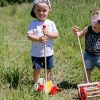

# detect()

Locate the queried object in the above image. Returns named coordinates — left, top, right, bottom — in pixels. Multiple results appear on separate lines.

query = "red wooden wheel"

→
left=97, top=84, right=100, bottom=89
left=79, top=87, right=87, bottom=100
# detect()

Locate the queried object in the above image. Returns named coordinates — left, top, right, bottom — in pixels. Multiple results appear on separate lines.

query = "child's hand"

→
left=40, top=35, right=48, bottom=43
left=72, top=26, right=79, bottom=35
left=42, top=30, right=48, bottom=35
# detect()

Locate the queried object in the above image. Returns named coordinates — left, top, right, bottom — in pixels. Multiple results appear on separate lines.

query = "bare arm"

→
left=72, top=26, right=88, bottom=38
left=42, top=29, right=58, bottom=40
left=27, top=33, right=48, bottom=43
left=27, top=27, right=58, bottom=43
left=27, top=33, right=40, bottom=42
left=42, top=23, right=58, bottom=40
left=46, top=32, right=58, bottom=39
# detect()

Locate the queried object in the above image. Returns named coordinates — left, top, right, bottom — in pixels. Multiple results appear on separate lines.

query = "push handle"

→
left=77, top=32, right=89, bottom=83
left=42, top=25, right=47, bottom=83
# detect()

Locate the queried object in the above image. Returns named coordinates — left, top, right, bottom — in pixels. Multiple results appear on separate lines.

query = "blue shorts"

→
left=31, top=55, right=54, bottom=69
left=84, top=52, right=100, bottom=70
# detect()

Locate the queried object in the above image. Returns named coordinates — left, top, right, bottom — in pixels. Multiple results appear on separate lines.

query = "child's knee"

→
left=98, top=68, right=100, bottom=70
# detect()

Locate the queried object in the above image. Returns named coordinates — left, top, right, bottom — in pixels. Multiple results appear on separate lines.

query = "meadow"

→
left=0, top=0, right=100, bottom=100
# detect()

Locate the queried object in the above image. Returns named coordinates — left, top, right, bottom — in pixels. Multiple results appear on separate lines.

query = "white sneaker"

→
left=33, top=83, right=39, bottom=91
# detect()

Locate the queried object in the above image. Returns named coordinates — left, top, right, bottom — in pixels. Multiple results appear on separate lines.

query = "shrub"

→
left=0, top=0, right=32, bottom=7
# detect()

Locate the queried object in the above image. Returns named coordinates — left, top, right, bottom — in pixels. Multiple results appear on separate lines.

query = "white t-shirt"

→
left=27, top=19, right=58, bottom=57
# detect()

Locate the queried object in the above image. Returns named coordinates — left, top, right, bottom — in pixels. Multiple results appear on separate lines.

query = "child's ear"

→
left=49, top=9, right=52, bottom=13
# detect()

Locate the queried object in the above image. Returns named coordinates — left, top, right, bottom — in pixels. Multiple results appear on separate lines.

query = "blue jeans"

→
left=31, top=55, right=54, bottom=69
left=84, top=52, right=100, bottom=70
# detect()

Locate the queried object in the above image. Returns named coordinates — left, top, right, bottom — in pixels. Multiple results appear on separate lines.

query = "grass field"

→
left=0, top=0, right=100, bottom=100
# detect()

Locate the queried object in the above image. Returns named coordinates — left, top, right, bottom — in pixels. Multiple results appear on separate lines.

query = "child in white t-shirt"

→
left=27, top=0, right=58, bottom=84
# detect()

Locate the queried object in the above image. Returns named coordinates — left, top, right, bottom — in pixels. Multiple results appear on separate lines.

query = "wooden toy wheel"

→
left=97, top=84, right=100, bottom=89
left=78, top=91, right=82, bottom=100
left=80, top=87, right=87, bottom=100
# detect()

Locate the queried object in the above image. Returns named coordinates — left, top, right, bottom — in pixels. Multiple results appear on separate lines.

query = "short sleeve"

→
left=51, top=21, right=58, bottom=33
left=27, top=21, right=35, bottom=34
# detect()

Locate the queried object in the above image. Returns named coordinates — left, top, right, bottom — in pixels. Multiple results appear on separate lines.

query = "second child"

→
left=72, top=10, right=100, bottom=82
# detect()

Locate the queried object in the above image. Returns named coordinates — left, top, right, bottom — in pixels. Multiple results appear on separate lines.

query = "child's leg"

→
left=46, top=55, right=54, bottom=80
left=84, top=70, right=92, bottom=83
left=31, top=57, right=42, bottom=83
left=84, top=52, right=94, bottom=83
left=47, top=69, right=52, bottom=80
left=33, top=69, right=40, bottom=83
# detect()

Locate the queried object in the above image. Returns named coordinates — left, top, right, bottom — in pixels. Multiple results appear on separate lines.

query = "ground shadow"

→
left=57, top=81, right=78, bottom=89
left=21, top=80, right=78, bottom=89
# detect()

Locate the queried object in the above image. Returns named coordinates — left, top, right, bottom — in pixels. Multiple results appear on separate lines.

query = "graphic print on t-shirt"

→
left=86, top=34, right=100, bottom=52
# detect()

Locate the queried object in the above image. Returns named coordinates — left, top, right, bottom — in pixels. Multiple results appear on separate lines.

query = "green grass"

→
left=0, top=0, right=100, bottom=100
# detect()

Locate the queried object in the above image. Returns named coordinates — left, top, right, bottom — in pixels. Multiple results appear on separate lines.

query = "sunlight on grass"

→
left=0, top=0, right=100, bottom=99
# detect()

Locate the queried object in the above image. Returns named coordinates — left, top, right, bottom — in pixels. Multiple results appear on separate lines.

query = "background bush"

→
left=0, top=0, right=100, bottom=99
left=0, top=0, right=32, bottom=6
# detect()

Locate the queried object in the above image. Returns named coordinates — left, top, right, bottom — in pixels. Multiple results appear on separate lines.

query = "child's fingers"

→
left=72, top=26, right=79, bottom=33
left=42, top=30, right=48, bottom=35
left=72, top=26, right=79, bottom=29
left=40, top=36, right=48, bottom=43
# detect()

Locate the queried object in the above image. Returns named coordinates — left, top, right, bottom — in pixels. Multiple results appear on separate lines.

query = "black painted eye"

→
left=43, top=9, right=47, bottom=12
left=98, top=20, right=100, bottom=23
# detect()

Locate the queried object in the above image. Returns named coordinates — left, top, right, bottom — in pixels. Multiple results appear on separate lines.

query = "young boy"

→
left=27, top=0, right=58, bottom=84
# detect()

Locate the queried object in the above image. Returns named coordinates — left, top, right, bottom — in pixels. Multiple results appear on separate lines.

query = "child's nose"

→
left=40, top=11, right=43, bottom=14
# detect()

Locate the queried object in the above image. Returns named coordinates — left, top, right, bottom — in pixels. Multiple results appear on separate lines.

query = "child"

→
left=72, top=10, right=100, bottom=83
left=27, top=0, right=58, bottom=84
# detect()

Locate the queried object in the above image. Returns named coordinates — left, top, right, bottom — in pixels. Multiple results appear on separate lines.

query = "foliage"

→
left=0, top=0, right=32, bottom=7
left=4, top=67, right=20, bottom=89
left=0, top=0, right=100, bottom=99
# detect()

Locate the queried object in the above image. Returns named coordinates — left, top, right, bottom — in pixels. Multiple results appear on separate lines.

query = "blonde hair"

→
left=90, top=10, right=100, bottom=25
left=31, top=0, right=51, bottom=18
left=90, top=9, right=100, bottom=16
